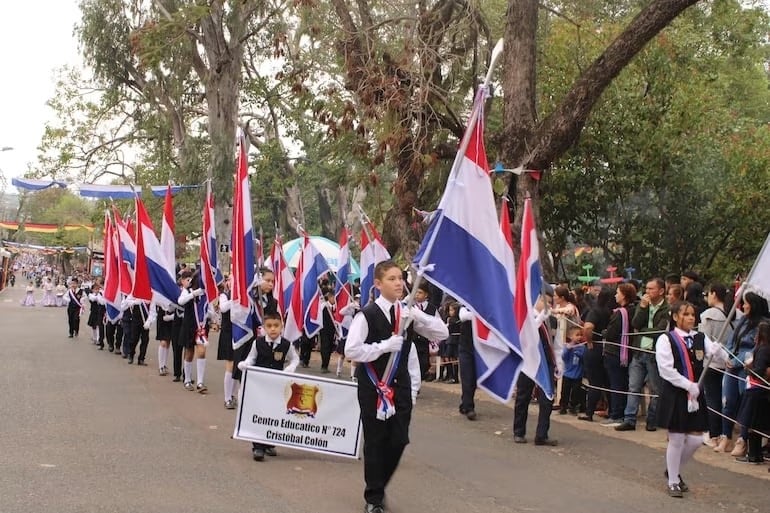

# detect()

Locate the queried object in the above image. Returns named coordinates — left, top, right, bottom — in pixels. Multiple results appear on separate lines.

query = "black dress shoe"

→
left=577, top=415, right=593, bottom=422
left=513, top=436, right=527, bottom=444
left=665, top=470, right=688, bottom=492
left=252, top=447, right=265, bottom=461
left=137, top=360, right=147, bottom=366
left=667, top=483, right=683, bottom=498
left=534, top=438, right=558, bottom=446
left=615, top=422, right=636, bottom=431
left=264, top=447, right=278, bottom=457
left=364, top=503, right=384, bottom=513
left=465, top=410, right=477, bottom=421
left=172, top=376, right=182, bottom=382
left=127, top=357, right=133, bottom=364
left=645, top=425, right=657, bottom=432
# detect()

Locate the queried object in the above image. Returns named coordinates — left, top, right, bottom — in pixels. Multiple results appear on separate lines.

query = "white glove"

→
left=412, top=395, right=417, bottom=406
left=162, top=314, right=174, bottom=322
left=687, top=397, right=700, bottom=413
left=379, top=335, right=404, bottom=353
left=192, top=288, right=205, bottom=297
left=143, top=320, right=152, bottom=330
left=237, top=361, right=247, bottom=371
left=687, top=382, right=700, bottom=401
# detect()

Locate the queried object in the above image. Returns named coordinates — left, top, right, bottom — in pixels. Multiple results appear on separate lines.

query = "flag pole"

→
left=401, top=38, right=505, bottom=335
left=698, top=231, right=770, bottom=386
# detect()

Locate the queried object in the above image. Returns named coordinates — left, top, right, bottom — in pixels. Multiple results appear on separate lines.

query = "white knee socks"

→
left=682, top=434, right=702, bottom=468
left=666, top=433, right=685, bottom=485
left=196, top=358, right=206, bottom=385
left=224, top=371, right=234, bottom=401
left=183, top=361, right=193, bottom=383
left=158, top=346, right=169, bottom=369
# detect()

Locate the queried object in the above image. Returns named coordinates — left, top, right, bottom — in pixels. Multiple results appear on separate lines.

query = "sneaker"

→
left=252, top=447, right=265, bottom=461
left=704, top=436, right=719, bottom=449
left=184, top=382, right=194, bottom=391
left=601, top=418, right=622, bottom=427
left=264, top=447, right=278, bottom=457
left=667, top=483, right=684, bottom=498
left=577, top=415, right=593, bottom=422
left=714, top=435, right=733, bottom=453
left=614, top=422, right=636, bottom=431
left=224, top=399, right=236, bottom=410
left=735, top=456, right=764, bottom=464
left=197, top=383, right=208, bottom=394
left=731, top=437, right=747, bottom=457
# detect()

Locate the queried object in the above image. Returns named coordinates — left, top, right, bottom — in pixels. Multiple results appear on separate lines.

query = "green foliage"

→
left=539, top=0, right=770, bottom=283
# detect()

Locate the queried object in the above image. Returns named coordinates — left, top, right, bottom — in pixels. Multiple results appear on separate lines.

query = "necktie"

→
left=685, top=335, right=694, bottom=349
left=389, top=305, right=396, bottom=333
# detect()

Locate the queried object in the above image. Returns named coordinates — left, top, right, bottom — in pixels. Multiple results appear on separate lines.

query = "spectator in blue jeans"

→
left=715, top=292, right=768, bottom=455
left=616, top=278, right=668, bottom=432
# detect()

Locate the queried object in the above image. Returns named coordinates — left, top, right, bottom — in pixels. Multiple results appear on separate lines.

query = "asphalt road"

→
left=1, top=280, right=768, bottom=513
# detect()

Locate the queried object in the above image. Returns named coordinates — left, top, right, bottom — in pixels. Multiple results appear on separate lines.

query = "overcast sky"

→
left=0, top=2, right=81, bottom=182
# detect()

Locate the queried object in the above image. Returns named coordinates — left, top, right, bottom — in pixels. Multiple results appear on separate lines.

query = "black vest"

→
left=459, top=319, right=473, bottom=349
left=665, top=331, right=706, bottom=381
left=253, top=336, right=291, bottom=370
left=354, top=302, right=412, bottom=401
left=407, top=303, right=437, bottom=351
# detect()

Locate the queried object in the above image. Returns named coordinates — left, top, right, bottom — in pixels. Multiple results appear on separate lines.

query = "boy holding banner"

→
left=345, top=260, right=448, bottom=513
left=237, top=311, right=299, bottom=461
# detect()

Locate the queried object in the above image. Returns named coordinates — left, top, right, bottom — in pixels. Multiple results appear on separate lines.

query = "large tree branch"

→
left=528, top=0, right=701, bottom=170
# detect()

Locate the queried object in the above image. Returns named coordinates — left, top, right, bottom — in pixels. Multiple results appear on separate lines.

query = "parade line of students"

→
left=43, top=266, right=770, bottom=506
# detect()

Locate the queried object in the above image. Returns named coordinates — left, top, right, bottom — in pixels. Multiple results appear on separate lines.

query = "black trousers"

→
left=299, top=336, right=314, bottom=366
left=95, top=322, right=105, bottom=348
left=458, top=344, right=477, bottom=413
left=67, top=307, right=80, bottom=336
left=130, top=323, right=150, bottom=361
left=171, top=320, right=183, bottom=378
left=703, top=367, right=723, bottom=439
left=416, top=348, right=430, bottom=379
left=513, top=373, right=553, bottom=441
left=105, top=322, right=123, bottom=352
left=560, top=376, right=585, bottom=412
left=319, top=333, right=335, bottom=369
left=583, top=346, right=608, bottom=416
left=360, top=398, right=411, bottom=506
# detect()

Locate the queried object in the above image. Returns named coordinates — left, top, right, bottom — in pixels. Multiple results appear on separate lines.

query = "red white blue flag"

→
left=230, top=130, right=259, bottom=349
left=102, top=211, right=122, bottom=322
left=160, top=184, right=175, bottom=271
left=284, top=235, right=332, bottom=342
left=269, top=234, right=294, bottom=316
left=134, top=196, right=180, bottom=310
left=334, top=227, right=353, bottom=335
left=515, top=198, right=553, bottom=398
left=359, top=223, right=390, bottom=307
left=412, top=89, right=522, bottom=403
left=113, top=207, right=135, bottom=296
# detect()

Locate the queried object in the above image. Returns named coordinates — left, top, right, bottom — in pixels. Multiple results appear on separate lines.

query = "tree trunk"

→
left=316, top=186, right=336, bottom=239
left=503, top=0, right=702, bottom=278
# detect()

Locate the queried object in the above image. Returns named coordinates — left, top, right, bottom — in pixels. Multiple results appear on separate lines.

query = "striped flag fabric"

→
left=134, top=196, right=181, bottom=310
left=359, top=223, right=390, bottom=307
left=230, top=130, right=259, bottom=349
left=160, top=184, right=175, bottom=272
left=102, top=211, right=122, bottom=322
left=284, top=235, right=332, bottom=342
left=334, top=227, right=353, bottom=334
left=200, top=181, right=222, bottom=304
left=113, top=207, right=135, bottom=296
left=269, top=234, right=295, bottom=316
left=515, top=198, right=554, bottom=398
left=412, top=88, right=523, bottom=403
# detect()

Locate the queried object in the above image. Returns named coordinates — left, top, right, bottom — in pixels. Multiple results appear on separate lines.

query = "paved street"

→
left=1, top=280, right=768, bottom=513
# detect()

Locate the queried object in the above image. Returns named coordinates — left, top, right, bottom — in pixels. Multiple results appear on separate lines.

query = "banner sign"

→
left=233, top=367, right=362, bottom=459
